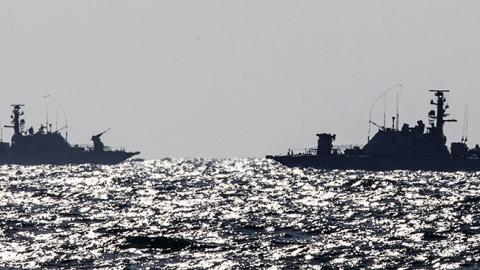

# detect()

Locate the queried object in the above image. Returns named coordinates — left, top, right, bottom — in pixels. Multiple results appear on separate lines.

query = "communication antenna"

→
left=55, top=110, right=58, bottom=131
left=462, top=103, right=469, bottom=143
left=0, top=115, right=2, bottom=142
left=368, top=83, right=404, bottom=141
left=466, top=104, right=469, bottom=143
left=46, top=107, right=49, bottom=132
left=396, top=92, right=400, bottom=130
left=43, top=94, right=69, bottom=141
left=383, top=91, right=387, bottom=129
left=462, top=105, right=465, bottom=142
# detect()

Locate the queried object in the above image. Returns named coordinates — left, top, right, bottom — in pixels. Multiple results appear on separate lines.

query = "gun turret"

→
left=91, top=128, right=110, bottom=152
left=95, top=128, right=111, bottom=138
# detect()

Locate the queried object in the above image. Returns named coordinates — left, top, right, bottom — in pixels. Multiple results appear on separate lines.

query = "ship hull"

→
left=267, top=155, right=480, bottom=172
left=0, top=151, right=140, bottom=165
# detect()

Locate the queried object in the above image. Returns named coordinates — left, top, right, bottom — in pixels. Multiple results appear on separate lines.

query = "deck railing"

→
left=73, top=144, right=126, bottom=152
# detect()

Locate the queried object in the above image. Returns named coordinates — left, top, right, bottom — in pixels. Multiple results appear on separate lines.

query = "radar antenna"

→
left=428, top=90, right=457, bottom=136
left=4, top=104, right=25, bottom=137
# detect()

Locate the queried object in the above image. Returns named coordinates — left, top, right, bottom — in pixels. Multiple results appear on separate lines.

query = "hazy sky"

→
left=1, top=1, right=480, bottom=159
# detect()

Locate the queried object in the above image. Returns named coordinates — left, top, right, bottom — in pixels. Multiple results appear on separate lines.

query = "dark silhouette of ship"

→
left=267, top=90, right=480, bottom=171
left=0, top=104, right=140, bottom=165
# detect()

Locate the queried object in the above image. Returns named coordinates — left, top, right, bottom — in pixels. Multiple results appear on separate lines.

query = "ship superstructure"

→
left=267, top=90, right=480, bottom=171
left=0, top=104, right=139, bottom=165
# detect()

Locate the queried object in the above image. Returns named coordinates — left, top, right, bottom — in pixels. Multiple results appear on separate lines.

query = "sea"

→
left=1, top=159, right=480, bottom=269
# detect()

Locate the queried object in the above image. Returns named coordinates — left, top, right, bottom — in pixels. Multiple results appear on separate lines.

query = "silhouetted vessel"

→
left=0, top=104, right=140, bottom=165
left=267, top=90, right=480, bottom=171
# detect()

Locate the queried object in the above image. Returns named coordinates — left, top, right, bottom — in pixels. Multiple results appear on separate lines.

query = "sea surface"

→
left=1, top=159, right=480, bottom=269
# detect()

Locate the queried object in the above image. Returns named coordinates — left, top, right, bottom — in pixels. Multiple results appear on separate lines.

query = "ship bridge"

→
left=362, top=90, right=455, bottom=158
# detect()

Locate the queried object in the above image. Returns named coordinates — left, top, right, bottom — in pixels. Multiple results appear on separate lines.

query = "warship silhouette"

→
left=0, top=104, right=139, bottom=165
left=267, top=90, right=480, bottom=171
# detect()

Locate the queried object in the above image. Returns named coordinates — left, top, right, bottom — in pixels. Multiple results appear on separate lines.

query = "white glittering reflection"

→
left=0, top=160, right=480, bottom=268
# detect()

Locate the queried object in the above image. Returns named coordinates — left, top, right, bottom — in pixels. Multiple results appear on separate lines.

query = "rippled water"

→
left=1, top=159, right=480, bottom=269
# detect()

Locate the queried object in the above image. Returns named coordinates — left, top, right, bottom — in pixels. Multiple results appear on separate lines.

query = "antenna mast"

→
left=46, top=107, right=49, bottom=132
left=55, top=110, right=58, bottom=131
left=462, top=104, right=466, bottom=143
left=43, top=94, right=69, bottom=141
left=368, top=83, right=403, bottom=140
left=428, top=90, right=456, bottom=136
left=465, top=104, right=469, bottom=143
left=383, top=92, right=388, bottom=129
left=396, top=92, right=400, bottom=130
left=4, top=105, right=26, bottom=137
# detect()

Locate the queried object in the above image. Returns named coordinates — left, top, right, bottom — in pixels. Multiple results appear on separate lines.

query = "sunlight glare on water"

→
left=1, top=159, right=480, bottom=269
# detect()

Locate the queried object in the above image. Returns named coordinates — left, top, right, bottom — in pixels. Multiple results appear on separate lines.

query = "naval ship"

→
left=0, top=104, right=139, bottom=165
left=267, top=90, right=480, bottom=171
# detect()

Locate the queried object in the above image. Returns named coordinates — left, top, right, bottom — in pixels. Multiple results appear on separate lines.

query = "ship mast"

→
left=4, top=104, right=25, bottom=138
left=43, top=94, right=69, bottom=141
left=461, top=103, right=469, bottom=143
left=429, top=90, right=456, bottom=136
left=396, top=92, right=400, bottom=131
left=368, top=83, right=403, bottom=141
